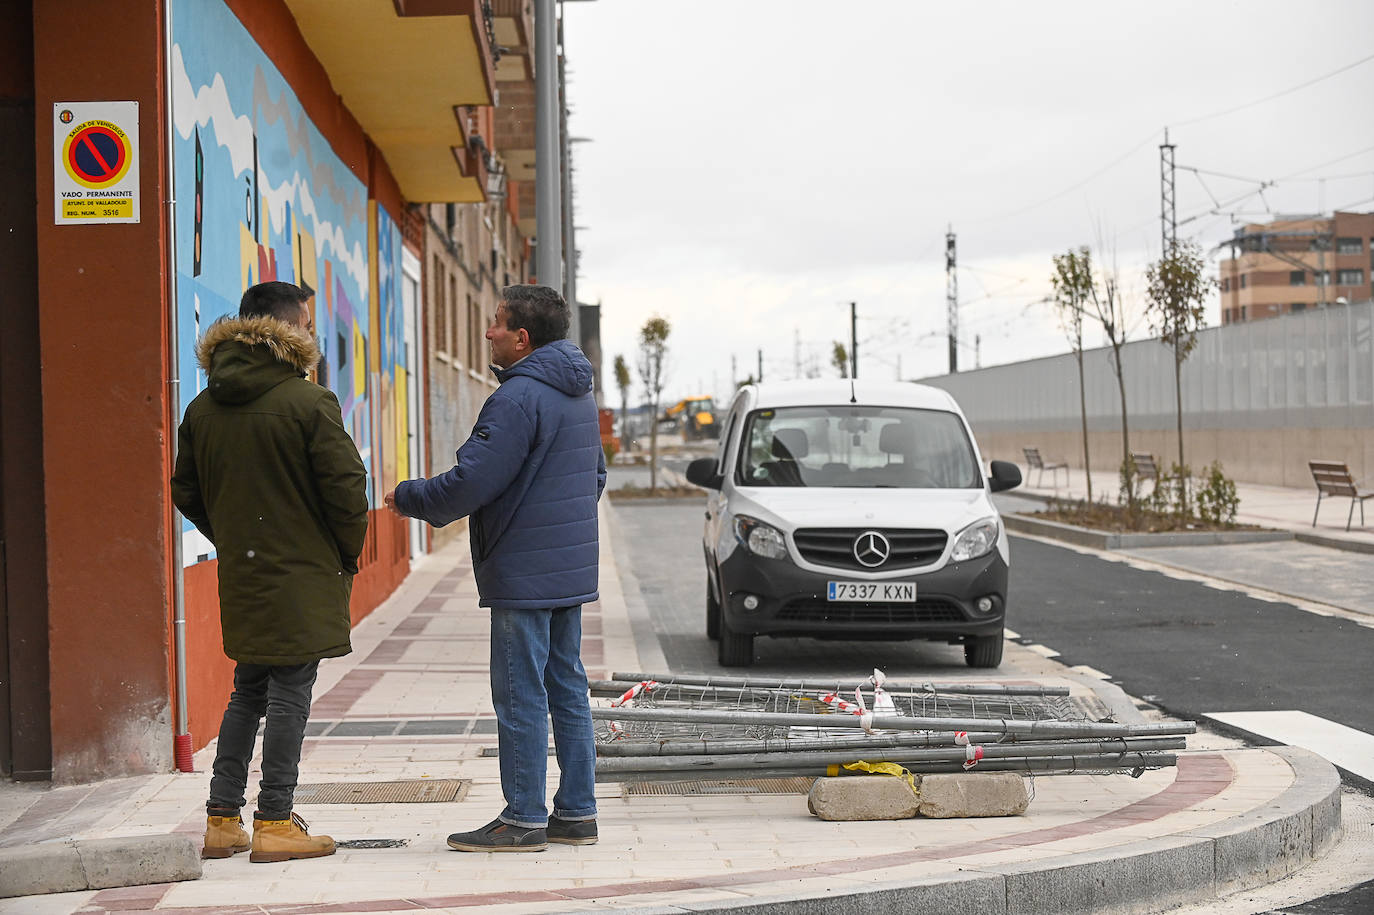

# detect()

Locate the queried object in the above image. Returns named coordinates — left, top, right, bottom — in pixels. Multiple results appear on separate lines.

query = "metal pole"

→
left=534, top=0, right=561, bottom=294
left=757, top=348, right=763, bottom=383
left=607, top=672, right=1071, bottom=697
left=164, top=0, right=193, bottom=772
left=596, top=753, right=1177, bottom=783
left=1159, top=128, right=1176, bottom=256
left=595, top=738, right=1185, bottom=771
left=557, top=3, right=578, bottom=342
left=946, top=229, right=958, bottom=373
left=849, top=301, right=857, bottom=378
left=596, top=732, right=1182, bottom=758
left=590, top=706, right=1196, bottom=739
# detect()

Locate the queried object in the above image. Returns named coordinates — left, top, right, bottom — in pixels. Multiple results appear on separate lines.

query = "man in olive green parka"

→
left=172, top=281, right=368, bottom=863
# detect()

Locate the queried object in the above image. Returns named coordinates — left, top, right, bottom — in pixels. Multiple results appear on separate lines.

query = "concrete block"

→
left=76, top=834, right=200, bottom=891
left=0, top=842, right=86, bottom=899
left=0, top=834, right=199, bottom=899
left=916, top=772, right=1029, bottom=818
left=807, top=775, right=919, bottom=821
left=994, top=835, right=1214, bottom=915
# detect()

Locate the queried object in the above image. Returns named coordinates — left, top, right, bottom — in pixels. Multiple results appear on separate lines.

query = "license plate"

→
left=827, top=581, right=916, bottom=602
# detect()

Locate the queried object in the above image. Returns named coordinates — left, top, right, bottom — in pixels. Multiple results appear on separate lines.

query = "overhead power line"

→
left=1173, top=52, right=1374, bottom=128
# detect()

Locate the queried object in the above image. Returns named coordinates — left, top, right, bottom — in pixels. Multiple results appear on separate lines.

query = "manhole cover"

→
left=623, top=777, right=814, bottom=797
left=293, top=779, right=469, bottom=804
left=335, top=838, right=410, bottom=849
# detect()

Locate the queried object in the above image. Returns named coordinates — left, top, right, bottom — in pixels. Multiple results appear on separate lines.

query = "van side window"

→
left=715, top=410, right=738, bottom=467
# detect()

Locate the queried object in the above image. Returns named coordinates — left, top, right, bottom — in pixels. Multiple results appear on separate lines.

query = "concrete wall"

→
left=923, top=301, right=1374, bottom=489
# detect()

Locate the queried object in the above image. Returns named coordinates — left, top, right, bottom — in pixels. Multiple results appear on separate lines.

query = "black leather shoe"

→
left=446, top=817, right=547, bottom=852
left=547, top=815, right=598, bottom=846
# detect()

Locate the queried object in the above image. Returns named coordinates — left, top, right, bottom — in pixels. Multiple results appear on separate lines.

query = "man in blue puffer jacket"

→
left=384, top=284, right=605, bottom=852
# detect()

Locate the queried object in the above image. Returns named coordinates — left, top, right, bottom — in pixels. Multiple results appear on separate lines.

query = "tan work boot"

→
left=202, top=814, right=250, bottom=859
left=249, top=812, right=336, bottom=863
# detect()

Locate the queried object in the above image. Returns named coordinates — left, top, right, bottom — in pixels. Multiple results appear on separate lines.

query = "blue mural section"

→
left=171, top=0, right=395, bottom=564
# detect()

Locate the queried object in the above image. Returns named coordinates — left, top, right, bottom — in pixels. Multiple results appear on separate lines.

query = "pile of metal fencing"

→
left=590, top=671, right=1193, bottom=783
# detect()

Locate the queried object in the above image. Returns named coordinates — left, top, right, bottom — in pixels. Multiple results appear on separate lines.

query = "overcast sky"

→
left=562, top=0, right=1374, bottom=406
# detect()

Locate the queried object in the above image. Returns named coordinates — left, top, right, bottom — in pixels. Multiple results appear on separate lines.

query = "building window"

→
left=1315, top=270, right=1330, bottom=286
left=1336, top=237, right=1362, bottom=255
left=449, top=276, right=460, bottom=362
left=433, top=257, right=447, bottom=355
left=468, top=295, right=484, bottom=369
left=1240, top=274, right=1247, bottom=289
left=1337, top=269, right=1364, bottom=286
left=1291, top=302, right=1306, bottom=313
left=1240, top=305, right=1247, bottom=320
left=1289, top=271, right=1306, bottom=286
left=1220, top=277, right=1229, bottom=292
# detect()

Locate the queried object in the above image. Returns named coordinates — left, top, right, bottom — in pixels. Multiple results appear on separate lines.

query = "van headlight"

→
left=950, top=517, right=999, bottom=562
left=734, top=516, right=787, bottom=560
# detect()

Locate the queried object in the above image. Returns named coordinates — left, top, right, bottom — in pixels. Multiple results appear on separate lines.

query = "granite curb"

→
left=612, top=747, right=1342, bottom=915
left=0, top=834, right=199, bottom=899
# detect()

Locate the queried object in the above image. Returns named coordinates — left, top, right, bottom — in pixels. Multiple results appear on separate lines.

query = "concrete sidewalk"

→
left=0, top=501, right=1350, bottom=915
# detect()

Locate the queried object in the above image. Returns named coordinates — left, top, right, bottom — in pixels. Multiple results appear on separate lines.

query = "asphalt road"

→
left=606, top=494, right=1374, bottom=912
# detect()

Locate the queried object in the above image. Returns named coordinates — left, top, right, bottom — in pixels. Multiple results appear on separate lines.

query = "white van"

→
left=685, top=379, right=1022, bottom=668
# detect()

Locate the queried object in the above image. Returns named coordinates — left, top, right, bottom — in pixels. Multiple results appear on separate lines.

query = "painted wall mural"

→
left=172, top=0, right=407, bottom=564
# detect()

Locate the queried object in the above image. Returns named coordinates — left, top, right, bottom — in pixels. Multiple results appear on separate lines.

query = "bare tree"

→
left=1051, top=247, right=1095, bottom=502
left=612, top=353, right=631, bottom=447
left=1086, top=243, right=1136, bottom=508
left=637, top=315, right=671, bottom=492
left=831, top=342, right=849, bottom=379
left=1146, top=240, right=1213, bottom=513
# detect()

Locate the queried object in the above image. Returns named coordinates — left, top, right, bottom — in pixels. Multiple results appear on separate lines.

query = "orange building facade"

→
left=1219, top=211, right=1374, bottom=324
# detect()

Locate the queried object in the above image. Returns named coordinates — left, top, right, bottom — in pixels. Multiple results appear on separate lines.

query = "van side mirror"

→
left=988, top=460, right=1022, bottom=493
left=686, top=457, right=723, bottom=490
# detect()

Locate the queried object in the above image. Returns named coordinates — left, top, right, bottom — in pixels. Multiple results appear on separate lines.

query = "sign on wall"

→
left=53, top=101, right=140, bottom=224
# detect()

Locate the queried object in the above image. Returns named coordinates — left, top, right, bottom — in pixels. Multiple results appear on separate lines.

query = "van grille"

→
left=777, top=599, right=965, bottom=625
left=793, top=527, right=947, bottom=571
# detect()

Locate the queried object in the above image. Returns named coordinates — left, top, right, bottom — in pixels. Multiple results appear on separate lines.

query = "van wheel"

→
left=964, top=632, right=1004, bottom=668
left=706, top=578, right=721, bottom=641
left=717, top=617, right=754, bottom=667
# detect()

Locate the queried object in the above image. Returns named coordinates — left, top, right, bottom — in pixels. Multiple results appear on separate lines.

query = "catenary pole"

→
left=849, top=301, right=857, bottom=378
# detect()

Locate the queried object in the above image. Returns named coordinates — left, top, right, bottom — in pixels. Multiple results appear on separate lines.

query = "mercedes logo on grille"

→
left=853, top=531, right=890, bottom=567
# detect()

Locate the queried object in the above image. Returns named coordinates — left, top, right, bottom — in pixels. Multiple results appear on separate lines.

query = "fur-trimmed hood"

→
left=195, top=314, right=321, bottom=405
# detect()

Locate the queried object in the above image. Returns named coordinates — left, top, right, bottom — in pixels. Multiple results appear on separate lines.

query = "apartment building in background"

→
left=1219, top=211, right=1374, bottom=324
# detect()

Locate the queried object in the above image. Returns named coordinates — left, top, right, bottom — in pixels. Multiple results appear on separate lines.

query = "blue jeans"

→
left=207, top=661, right=319, bottom=821
left=490, top=606, right=597, bottom=828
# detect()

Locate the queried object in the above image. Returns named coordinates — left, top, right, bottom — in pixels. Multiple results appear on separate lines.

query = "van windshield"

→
left=737, top=406, right=981, bottom=489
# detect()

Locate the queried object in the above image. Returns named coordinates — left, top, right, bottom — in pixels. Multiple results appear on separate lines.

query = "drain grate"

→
left=335, top=838, right=410, bottom=849
left=623, top=777, right=814, bottom=797
left=294, top=778, right=469, bottom=804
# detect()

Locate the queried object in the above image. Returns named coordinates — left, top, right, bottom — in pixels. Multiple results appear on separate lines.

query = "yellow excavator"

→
left=662, top=397, right=718, bottom=441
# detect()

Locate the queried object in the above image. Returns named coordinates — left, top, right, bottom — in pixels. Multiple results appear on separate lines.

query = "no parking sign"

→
left=53, top=101, right=140, bottom=224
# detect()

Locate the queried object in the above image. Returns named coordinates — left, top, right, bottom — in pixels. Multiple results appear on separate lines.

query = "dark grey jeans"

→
left=207, top=661, right=319, bottom=821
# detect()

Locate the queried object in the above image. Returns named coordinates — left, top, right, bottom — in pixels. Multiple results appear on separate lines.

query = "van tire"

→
left=964, top=632, right=1004, bottom=668
left=706, top=578, right=721, bottom=641
left=717, top=618, right=754, bottom=667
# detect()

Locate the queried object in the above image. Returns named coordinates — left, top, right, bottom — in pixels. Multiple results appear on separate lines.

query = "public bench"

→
left=1130, top=451, right=1160, bottom=493
left=1022, top=447, right=1068, bottom=488
left=1308, top=460, right=1373, bottom=531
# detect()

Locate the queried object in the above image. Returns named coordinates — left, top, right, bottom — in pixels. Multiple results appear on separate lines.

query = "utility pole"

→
left=849, top=301, right=857, bottom=379
left=534, top=0, right=562, bottom=295
left=1159, top=128, right=1176, bottom=257
left=731, top=353, right=737, bottom=388
left=975, top=334, right=981, bottom=370
left=945, top=228, right=958, bottom=374
left=793, top=328, right=800, bottom=378
left=757, top=349, right=763, bottom=383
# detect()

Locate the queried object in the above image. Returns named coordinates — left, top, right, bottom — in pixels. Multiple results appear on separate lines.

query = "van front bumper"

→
left=716, top=548, right=1007, bottom=641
